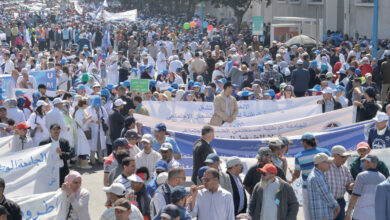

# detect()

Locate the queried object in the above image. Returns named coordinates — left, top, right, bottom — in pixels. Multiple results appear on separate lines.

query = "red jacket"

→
left=359, top=64, right=373, bottom=77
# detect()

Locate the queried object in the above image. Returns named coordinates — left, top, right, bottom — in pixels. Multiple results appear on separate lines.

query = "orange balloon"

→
left=190, top=21, right=196, bottom=28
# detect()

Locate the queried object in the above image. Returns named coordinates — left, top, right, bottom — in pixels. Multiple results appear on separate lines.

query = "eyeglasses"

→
left=201, top=176, right=216, bottom=183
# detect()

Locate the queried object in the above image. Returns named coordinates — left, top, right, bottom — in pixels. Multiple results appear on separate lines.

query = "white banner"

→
left=103, top=9, right=137, bottom=22
left=11, top=189, right=67, bottom=220
left=143, top=96, right=320, bottom=124
left=0, top=135, right=12, bottom=156
left=136, top=106, right=354, bottom=139
left=74, top=1, right=83, bottom=15
left=12, top=88, right=57, bottom=99
left=1, top=144, right=60, bottom=197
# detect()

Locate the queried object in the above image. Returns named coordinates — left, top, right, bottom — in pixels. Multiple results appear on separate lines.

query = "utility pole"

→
left=201, top=0, right=204, bottom=35
left=372, top=0, right=378, bottom=59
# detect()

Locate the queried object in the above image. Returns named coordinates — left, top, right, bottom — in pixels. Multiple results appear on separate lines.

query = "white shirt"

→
left=100, top=206, right=143, bottom=220
left=7, top=108, right=25, bottom=124
left=135, top=150, right=161, bottom=181
left=169, top=60, right=183, bottom=73
left=6, top=78, right=18, bottom=98
left=152, top=183, right=173, bottom=215
left=3, top=59, right=14, bottom=74
left=190, top=186, right=235, bottom=220
left=184, top=52, right=192, bottom=63
left=45, top=107, right=67, bottom=132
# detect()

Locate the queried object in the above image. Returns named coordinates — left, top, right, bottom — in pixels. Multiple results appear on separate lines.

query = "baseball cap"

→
left=226, top=156, right=242, bottom=168
left=141, top=134, right=153, bottom=144
left=198, top=166, right=210, bottom=179
left=361, top=154, right=379, bottom=163
left=103, top=183, right=127, bottom=196
left=15, top=89, right=26, bottom=96
left=154, top=123, right=167, bottom=132
left=331, top=145, right=351, bottom=157
left=113, top=138, right=129, bottom=149
left=76, top=84, right=86, bottom=90
left=326, top=72, right=335, bottom=78
left=157, top=172, right=168, bottom=185
left=124, top=130, right=138, bottom=139
left=52, top=98, right=65, bottom=105
left=160, top=143, right=173, bottom=151
left=16, top=122, right=30, bottom=130
left=297, top=59, right=303, bottom=65
left=322, top=87, right=333, bottom=94
left=128, top=173, right=145, bottom=183
left=36, top=100, right=49, bottom=108
left=114, top=99, right=127, bottom=107
left=279, top=137, right=292, bottom=146
left=365, top=73, right=372, bottom=78
left=257, top=163, right=277, bottom=174
left=91, top=96, right=102, bottom=107
left=374, top=112, right=388, bottom=123
left=204, top=153, right=220, bottom=164
left=301, top=132, right=315, bottom=141
left=357, top=141, right=370, bottom=150
left=256, top=147, right=272, bottom=159
left=313, top=153, right=333, bottom=165
left=155, top=160, right=168, bottom=171
left=268, top=138, right=283, bottom=149
left=161, top=204, right=180, bottom=220
left=171, top=186, right=190, bottom=203
left=0, top=106, right=5, bottom=110
left=113, top=198, right=131, bottom=211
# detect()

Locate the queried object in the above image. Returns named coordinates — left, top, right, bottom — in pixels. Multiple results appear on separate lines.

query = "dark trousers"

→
left=335, top=198, right=346, bottom=220
left=295, top=91, right=306, bottom=97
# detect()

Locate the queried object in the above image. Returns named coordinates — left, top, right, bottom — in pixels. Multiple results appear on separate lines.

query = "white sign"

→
left=11, top=189, right=67, bottom=220
left=136, top=106, right=354, bottom=139
left=74, top=1, right=83, bottom=15
left=142, top=96, right=320, bottom=124
left=12, top=88, right=57, bottom=99
left=103, top=9, right=137, bottom=22
left=0, top=135, right=12, bottom=156
left=1, top=144, right=60, bottom=197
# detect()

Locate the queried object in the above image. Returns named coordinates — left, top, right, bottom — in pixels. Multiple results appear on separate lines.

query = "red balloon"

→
left=207, top=25, right=213, bottom=31
left=190, top=21, right=196, bottom=28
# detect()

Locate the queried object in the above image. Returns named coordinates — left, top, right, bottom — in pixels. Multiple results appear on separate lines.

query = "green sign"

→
left=252, top=16, right=264, bottom=35
left=130, top=79, right=149, bottom=93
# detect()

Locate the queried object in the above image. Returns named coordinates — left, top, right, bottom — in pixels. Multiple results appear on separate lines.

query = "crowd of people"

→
left=0, top=0, right=390, bottom=220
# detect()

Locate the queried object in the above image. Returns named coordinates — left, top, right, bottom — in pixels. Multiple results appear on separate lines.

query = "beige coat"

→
left=210, top=93, right=239, bottom=126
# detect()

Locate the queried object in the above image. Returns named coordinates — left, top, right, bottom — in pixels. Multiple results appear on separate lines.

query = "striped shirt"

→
left=113, top=173, right=131, bottom=191
left=325, top=162, right=354, bottom=199
left=294, top=147, right=331, bottom=188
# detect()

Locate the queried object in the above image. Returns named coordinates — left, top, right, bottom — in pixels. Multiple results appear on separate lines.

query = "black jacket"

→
left=321, top=98, right=342, bottom=113
left=0, top=196, right=22, bottom=220
left=356, top=99, right=379, bottom=122
left=118, top=96, right=135, bottom=117
left=109, top=109, right=124, bottom=142
left=227, top=171, right=247, bottom=215
left=192, top=138, right=214, bottom=184
left=39, top=137, right=71, bottom=186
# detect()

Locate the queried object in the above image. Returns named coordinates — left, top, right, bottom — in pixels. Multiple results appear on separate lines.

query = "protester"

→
left=135, top=134, right=162, bottom=180
left=0, top=178, right=22, bottom=220
left=104, top=138, right=129, bottom=186
left=368, top=112, right=390, bottom=149
left=73, top=97, right=92, bottom=169
left=354, top=86, right=380, bottom=122
left=291, top=59, right=310, bottom=97
left=151, top=186, right=192, bottom=220
left=375, top=177, right=390, bottom=220
left=192, top=125, right=215, bottom=184
left=317, top=87, right=342, bottom=113
left=109, top=99, right=126, bottom=143
left=345, top=155, right=386, bottom=220
left=113, top=157, right=136, bottom=191
left=146, top=160, right=169, bottom=196
left=225, top=157, right=247, bottom=215
left=108, top=150, right=131, bottom=186
left=26, top=100, right=49, bottom=146
left=11, top=122, right=34, bottom=152
left=210, top=81, right=239, bottom=126
left=160, top=143, right=181, bottom=168
left=249, top=163, right=298, bottom=220
left=129, top=172, right=151, bottom=219
left=204, top=153, right=233, bottom=194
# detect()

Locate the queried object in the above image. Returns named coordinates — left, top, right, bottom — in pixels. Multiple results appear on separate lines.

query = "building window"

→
left=355, top=0, right=374, bottom=6
left=307, top=0, right=323, bottom=5
left=277, top=0, right=287, bottom=3
left=289, top=0, right=301, bottom=3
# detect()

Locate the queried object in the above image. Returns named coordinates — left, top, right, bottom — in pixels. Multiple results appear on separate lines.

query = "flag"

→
left=92, top=4, right=103, bottom=19
left=103, top=0, right=108, bottom=7
left=23, top=26, right=32, bottom=46
left=102, top=24, right=111, bottom=52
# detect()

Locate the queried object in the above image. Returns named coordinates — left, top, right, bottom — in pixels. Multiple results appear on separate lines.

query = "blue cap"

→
left=120, top=80, right=131, bottom=87
left=106, top=83, right=117, bottom=90
left=217, top=78, right=226, bottom=85
left=100, top=88, right=110, bottom=96
left=198, top=166, right=210, bottom=179
left=155, top=160, right=168, bottom=171
left=76, top=84, right=86, bottom=90
left=310, top=60, right=318, bottom=67
left=309, top=84, right=322, bottom=92
left=168, top=87, right=177, bottom=93
left=266, top=89, right=276, bottom=98
left=241, top=91, right=254, bottom=97
left=102, top=54, right=107, bottom=59
left=74, top=79, right=81, bottom=86
left=171, top=186, right=190, bottom=203
left=149, top=80, right=156, bottom=87
left=60, top=59, right=68, bottom=64
left=301, top=132, right=315, bottom=141
left=348, top=66, right=356, bottom=72
left=268, top=78, right=275, bottom=84
left=113, top=138, right=129, bottom=149
left=334, top=85, right=345, bottom=92
left=162, top=70, right=169, bottom=75
left=0, top=105, right=5, bottom=109
left=171, top=82, right=179, bottom=89
left=314, top=50, right=321, bottom=54
left=15, top=89, right=26, bottom=96
left=204, top=153, right=220, bottom=164
left=188, top=80, right=194, bottom=87
left=193, top=82, right=201, bottom=88
left=91, top=96, right=102, bottom=106
left=355, top=69, right=362, bottom=76
left=154, top=123, right=167, bottom=132
left=32, top=51, right=37, bottom=56
left=130, top=68, right=137, bottom=73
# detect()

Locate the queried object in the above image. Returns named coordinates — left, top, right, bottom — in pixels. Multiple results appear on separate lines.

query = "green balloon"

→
left=183, top=22, right=190, bottom=30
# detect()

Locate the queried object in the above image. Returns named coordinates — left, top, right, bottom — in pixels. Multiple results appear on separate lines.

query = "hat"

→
left=337, top=69, right=346, bottom=75
left=155, top=160, right=168, bottom=171
left=326, top=72, right=335, bottom=78
left=120, top=80, right=131, bottom=87
left=301, top=132, right=315, bottom=141
left=76, top=84, right=86, bottom=90
left=365, top=73, right=372, bottom=78
left=313, top=153, right=333, bottom=164
left=309, top=84, right=322, bottom=92
left=226, top=156, right=242, bottom=168
left=124, top=130, right=138, bottom=139
left=103, top=183, right=127, bottom=196
left=193, top=82, right=201, bottom=88
left=15, top=89, right=26, bottom=96
left=279, top=137, right=292, bottom=146
left=113, top=198, right=131, bottom=211
left=36, top=100, right=49, bottom=108
left=113, top=138, right=129, bottom=149
left=357, top=141, right=370, bottom=150
left=331, top=145, right=351, bottom=157
left=92, top=82, right=101, bottom=88
left=268, top=138, right=283, bottom=149
left=374, top=112, right=388, bottom=123
left=91, top=96, right=102, bottom=107
left=334, top=85, right=345, bottom=92
left=128, top=174, right=145, bottom=183
left=160, top=143, right=173, bottom=151
left=106, top=83, right=117, bottom=90
left=154, top=123, right=167, bottom=132
left=365, top=86, right=376, bottom=98
left=348, top=66, right=356, bottom=72
left=141, top=134, right=153, bottom=144
left=16, top=122, right=30, bottom=130
left=256, top=147, right=272, bottom=159
left=114, top=99, right=127, bottom=107
left=257, top=163, right=277, bottom=174
left=81, top=73, right=91, bottom=82
left=265, top=60, right=273, bottom=65
left=171, top=186, right=190, bottom=203
left=100, top=89, right=110, bottom=96
left=157, top=172, right=168, bottom=185
left=198, top=166, right=210, bottom=179
left=297, top=59, right=303, bottom=65
left=204, top=153, right=220, bottom=164
left=161, top=204, right=180, bottom=220
left=322, top=87, right=333, bottom=94
left=0, top=106, right=5, bottom=110
left=215, top=61, right=224, bottom=68
left=361, top=154, right=379, bottom=163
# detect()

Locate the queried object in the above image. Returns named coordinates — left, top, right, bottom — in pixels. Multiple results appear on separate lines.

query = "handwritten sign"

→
left=1, top=144, right=59, bottom=197
left=130, top=79, right=149, bottom=93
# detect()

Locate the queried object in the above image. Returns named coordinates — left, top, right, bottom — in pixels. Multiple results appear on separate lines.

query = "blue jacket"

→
left=375, top=178, right=390, bottom=220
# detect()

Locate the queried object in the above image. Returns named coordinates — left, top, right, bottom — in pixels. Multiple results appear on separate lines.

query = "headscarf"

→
left=175, top=89, right=185, bottom=101
left=32, top=92, right=41, bottom=109
left=64, top=171, right=82, bottom=195
left=16, top=97, right=26, bottom=110
left=22, top=95, right=33, bottom=113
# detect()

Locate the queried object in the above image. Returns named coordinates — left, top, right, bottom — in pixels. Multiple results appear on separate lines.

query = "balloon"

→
left=203, top=21, right=209, bottom=28
left=195, top=19, right=202, bottom=27
left=207, top=25, right=213, bottom=31
left=183, top=22, right=190, bottom=30
left=190, top=21, right=196, bottom=28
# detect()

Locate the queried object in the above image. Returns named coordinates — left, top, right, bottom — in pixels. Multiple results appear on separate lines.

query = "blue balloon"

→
left=202, top=21, right=209, bottom=29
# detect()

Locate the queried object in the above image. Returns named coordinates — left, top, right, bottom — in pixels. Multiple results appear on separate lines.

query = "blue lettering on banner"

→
left=0, top=152, right=48, bottom=173
left=22, top=199, right=57, bottom=220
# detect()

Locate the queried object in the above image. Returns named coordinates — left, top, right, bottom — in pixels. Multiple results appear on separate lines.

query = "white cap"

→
left=226, top=156, right=242, bottom=168
left=314, top=153, right=333, bottom=165
left=103, top=183, right=127, bottom=196
left=326, top=72, right=335, bottom=78
left=36, top=100, right=48, bottom=108
left=297, top=59, right=303, bottom=65
left=374, top=112, right=388, bottom=123
left=160, top=143, right=173, bottom=151
left=92, top=82, right=101, bottom=88
left=322, top=87, right=333, bottom=94
left=331, top=145, right=351, bottom=157
left=128, top=174, right=144, bottom=183
left=114, top=99, right=127, bottom=107
left=156, top=172, right=168, bottom=185
left=265, top=60, right=273, bottom=65
left=52, top=98, right=65, bottom=105
left=362, top=57, right=369, bottom=62
left=365, top=73, right=372, bottom=78
left=141, top=134, right=153, bottom=144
